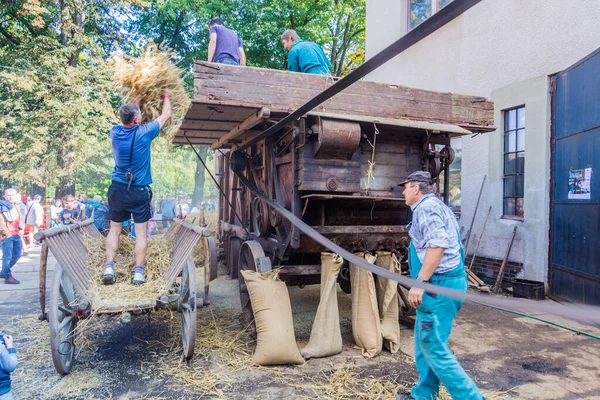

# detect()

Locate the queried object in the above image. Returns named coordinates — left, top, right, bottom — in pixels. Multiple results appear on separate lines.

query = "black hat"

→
left=398, top=171, right=432, bottom=186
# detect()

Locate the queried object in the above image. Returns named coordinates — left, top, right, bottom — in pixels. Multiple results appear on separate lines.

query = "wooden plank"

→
left=211, top=107, right=270, bottom=150
left=193, top=64, right=494, bottom=127
left=278, top=265, right=321, bottom=275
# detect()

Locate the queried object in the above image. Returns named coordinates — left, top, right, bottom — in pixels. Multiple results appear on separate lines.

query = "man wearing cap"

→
left=398, top=171, right=482, bottom=400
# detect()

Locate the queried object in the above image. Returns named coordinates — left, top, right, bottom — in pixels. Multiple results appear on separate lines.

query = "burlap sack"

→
left=301, top=252, right=343, bottom=360
left=241, top=270, right=304, bottom=365
left=350, top=252, right=382, bottom=358
left=375, top=251, right=401, bottom=354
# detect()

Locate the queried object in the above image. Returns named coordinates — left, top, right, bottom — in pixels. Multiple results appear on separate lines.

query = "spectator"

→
left=25, top=194, right=43, bottom=249
left=88, top=195, right=109, bottom=232
left=0, top=333, right=18, bottom=400
left=1, top=189, right=23, bottom=284
left=179, top=197, right=190, bottom=217
left=50, top=199, right=62, bottom=227
left=190, top=201, right=202, bottom=214
left=59, top=195, right=81, bottom=225
left=161, top=195, right=176, bottom=227
left=14, top=194, right=27, bottom=256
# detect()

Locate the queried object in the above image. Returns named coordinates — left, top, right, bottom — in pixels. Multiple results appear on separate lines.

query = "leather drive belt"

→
left=235, top=171, right=600, bottom=327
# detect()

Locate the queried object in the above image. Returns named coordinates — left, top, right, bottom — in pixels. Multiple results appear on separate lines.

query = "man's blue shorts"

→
left=107, top=181, right=153, bottom=224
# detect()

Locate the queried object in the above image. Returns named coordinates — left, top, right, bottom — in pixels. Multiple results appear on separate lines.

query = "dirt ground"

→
left=2, top=265, right=600, bottom=400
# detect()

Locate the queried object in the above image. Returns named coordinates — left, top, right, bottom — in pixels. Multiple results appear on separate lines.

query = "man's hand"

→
left=4, top=335, right=13, bottom=348
left=408, top=286, right=425, bottom=308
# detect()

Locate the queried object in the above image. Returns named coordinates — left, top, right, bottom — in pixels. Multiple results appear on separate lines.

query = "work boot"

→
left=5, top=275, right=20, bottom=284
left=103, top=265, right=115, bottom=285
left=132, top=266, right=145, bottom=285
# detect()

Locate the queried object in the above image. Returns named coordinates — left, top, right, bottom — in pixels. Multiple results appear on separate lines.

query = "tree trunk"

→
left=192, top=146, right=209, bottom=205
left=55, top=147, right=76, bottom=199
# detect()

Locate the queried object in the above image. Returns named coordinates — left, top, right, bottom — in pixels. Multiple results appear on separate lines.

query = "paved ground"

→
left=1, top=246, right=600, bottom=399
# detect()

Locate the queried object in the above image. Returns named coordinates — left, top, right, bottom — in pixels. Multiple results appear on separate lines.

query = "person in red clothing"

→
left=0, top=189, right=23, bottom=284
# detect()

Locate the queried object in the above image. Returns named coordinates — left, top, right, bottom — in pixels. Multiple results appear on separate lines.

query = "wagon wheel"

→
left=252, top=197, right=269, bottom=237
left=49, top=265, right=78, bottom=375
left=238, top=240, right=271, bottom=328
left=227, top=237, right=241, bottom=279
left=180, top=258, right=197, bottom=360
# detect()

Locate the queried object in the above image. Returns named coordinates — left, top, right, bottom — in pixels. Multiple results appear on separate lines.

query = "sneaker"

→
left=0, top=273, right=5, bottom=280
left=22, top=252, right=29, bottom=256
left=102, top=266, right=115, bottom=285
left=5, top=275, right=20, bottom=284
left=132, top=271, right=145, bottom=285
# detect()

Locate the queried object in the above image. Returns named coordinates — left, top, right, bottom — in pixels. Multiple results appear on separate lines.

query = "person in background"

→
left=189, top=201, right=205, bottom=225
left=59, top=195, right=81, bottom=225
left=14, top=195, right=27, bottom=256
left=25, top=194, right=43, bottom=249
left=178, top=196, right=190, bottom=217
left=0, top=333, right=18, bottom=400
left=207, top=17, right=246, bottom=66
left=88, top=195, right=109, bottom=232
left=161, top=195, right=176, bottom=228
left=50, top=199, right=62, bottom=227
left=280, top=29, right=332, bottom=75
left=0, top=189, right=23, bottom=284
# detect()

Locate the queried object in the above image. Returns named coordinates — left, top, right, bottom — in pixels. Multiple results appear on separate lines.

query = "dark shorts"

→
left=107, top=181, right=153, bottom=224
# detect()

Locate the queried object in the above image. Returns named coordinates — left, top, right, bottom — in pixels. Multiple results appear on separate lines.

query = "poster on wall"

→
left=568, top=168, right=592, bottom=199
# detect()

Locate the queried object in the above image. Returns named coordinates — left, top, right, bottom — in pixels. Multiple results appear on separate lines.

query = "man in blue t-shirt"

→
left=207, top=17, right=246, bottom=66
left=103, top=92, right=171, bottom=286
left=281, top=29, right=332, bottom=75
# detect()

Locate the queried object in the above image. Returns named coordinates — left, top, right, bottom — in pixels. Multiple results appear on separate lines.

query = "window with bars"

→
left=503, top=106, right=525, bottom=218
left=408, top=0, right=454, bottom=30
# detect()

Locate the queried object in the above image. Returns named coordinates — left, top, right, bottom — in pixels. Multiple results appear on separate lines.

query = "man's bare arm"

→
left=207, top=32, right=217, bottom=62
left=155, top=93, right=172, bottom=129
left=238, top=47, right=246, bottom=66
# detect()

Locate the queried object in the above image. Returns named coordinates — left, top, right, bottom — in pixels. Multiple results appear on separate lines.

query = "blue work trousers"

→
left=409, top=243, right=483, bottom=399
left=1, top=236, right=22, bottom=276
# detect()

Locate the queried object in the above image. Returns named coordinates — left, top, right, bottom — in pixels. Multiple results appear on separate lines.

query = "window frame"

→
left=502, top=105, right=525, bottom=220
left=407, top=0, right=453, bottom=31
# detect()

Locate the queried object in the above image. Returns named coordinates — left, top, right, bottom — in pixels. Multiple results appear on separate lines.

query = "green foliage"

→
left=1, top=0, right=366, bottom=200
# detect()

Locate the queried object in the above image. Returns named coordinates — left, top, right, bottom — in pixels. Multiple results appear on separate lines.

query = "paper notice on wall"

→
left=568, top=168, right=592, bottom=199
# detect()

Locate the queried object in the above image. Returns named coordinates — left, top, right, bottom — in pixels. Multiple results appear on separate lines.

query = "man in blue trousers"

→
left=398, top=171, right=483, bottom=400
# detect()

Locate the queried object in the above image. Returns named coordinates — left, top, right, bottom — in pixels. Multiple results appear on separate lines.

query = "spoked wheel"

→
left=238, top=240, right=271, bottom=327
left=49, top=265, right=78, bottom=375
left=180, top=258, right=197, bottom=360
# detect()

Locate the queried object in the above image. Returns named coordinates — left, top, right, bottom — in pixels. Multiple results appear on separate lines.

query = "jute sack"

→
left=350, top=252, right=382, bottom=358
left=301, top=252, right=343, bottom=360
left=375, top=251, right=401, bottom=354
left=240, top=270, right=304, bottom=366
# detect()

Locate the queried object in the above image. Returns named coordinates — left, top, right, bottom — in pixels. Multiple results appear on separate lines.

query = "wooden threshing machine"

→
left=173, top=62, right=494, bottom=323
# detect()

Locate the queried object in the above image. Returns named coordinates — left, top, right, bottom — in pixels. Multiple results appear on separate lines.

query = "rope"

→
left=364, top=122, right=379, bottom=194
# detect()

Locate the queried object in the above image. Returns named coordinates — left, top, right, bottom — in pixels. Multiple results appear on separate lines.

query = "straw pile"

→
left=109, top=41, right=191, bottom=139
left=84, top=234, right=174, bottom=310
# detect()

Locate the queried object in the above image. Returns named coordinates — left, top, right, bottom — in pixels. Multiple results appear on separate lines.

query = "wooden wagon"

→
left=35, top=218, right=210, bottom=374
left=173, top=62, right=495, bottom=324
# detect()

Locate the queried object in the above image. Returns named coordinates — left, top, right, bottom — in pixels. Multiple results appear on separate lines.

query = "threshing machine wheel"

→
left=238, top=240, right=272, bottom=327
left=252, top=197, right=270, bottom=237
left=180, top=258, right=197, bottom=360
left=49, top=265, right=78, bottom=375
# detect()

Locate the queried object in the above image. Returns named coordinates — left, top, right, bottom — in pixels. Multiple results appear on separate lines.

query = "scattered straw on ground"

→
left=109, top=41, right=190, bottom=139
left=83, top=234, right=174, bottom=310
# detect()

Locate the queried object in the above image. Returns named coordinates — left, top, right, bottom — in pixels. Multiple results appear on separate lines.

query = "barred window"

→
left=503, top=106, right=525, bottom=218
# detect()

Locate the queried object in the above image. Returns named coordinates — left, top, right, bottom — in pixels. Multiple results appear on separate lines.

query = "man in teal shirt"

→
left=280, top=29, right=332, bottom=75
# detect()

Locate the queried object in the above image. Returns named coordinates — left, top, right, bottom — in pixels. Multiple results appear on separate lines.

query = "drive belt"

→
left=234, top=171, right=600, bottom=327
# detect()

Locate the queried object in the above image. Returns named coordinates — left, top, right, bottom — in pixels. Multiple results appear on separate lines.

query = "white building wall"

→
left=365, top=0, right=600, bottom=285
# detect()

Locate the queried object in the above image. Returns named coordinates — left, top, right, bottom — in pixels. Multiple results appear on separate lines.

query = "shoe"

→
left=133, top=271, right=145, bottom=285
left=0, top=273, right=5, bottom=279
left=103, top=266, right=115, bottom=285
left=396, top=394, right=412, bottom=400
left=22, top=252, right=29, bottom=256
left=5, top=275, right=20, bottom=284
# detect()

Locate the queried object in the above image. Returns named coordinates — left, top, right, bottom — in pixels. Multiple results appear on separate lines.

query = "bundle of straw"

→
left=109, top=41, right=191, bottom=139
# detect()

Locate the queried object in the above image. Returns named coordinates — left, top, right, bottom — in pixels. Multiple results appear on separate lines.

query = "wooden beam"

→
left=211, top=107, right=270, bottom=150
